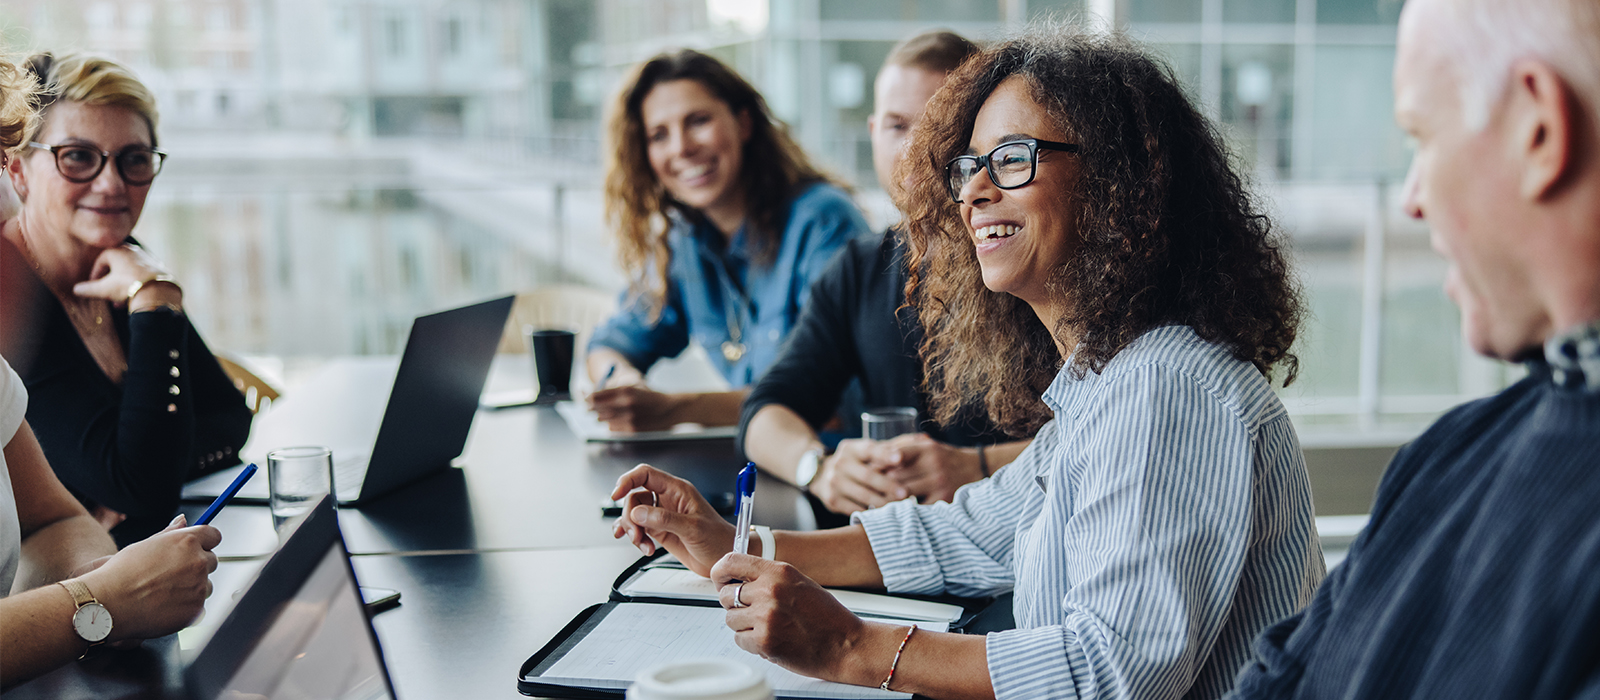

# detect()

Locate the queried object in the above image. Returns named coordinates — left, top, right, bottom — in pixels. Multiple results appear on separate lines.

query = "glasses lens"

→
left=117, top=149, right=162, bottom=184
left=54, top=146, right=103, bottom=182
left=947, top=157, right=981, bottom=201
left=990, top=143, right=1035, bottom=188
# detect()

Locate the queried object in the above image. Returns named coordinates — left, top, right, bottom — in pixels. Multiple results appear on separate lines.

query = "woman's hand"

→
left=589, top=384, right=684, bottom=433
left=71, top=243, right=182, bottom=311
left=810, top=439, right=907, bottom=514
left=78, top=514, right=220, bottom=643
left=872, top=433, right=984, bottom=505
left=610, top=465, right=736, bottom=576
left=712, top=553, right=880, bottom=683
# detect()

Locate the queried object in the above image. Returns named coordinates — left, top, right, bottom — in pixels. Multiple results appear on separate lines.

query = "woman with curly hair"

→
left=585, top=49, right=869, bottom=432
left=606, top=29, right=1323, bottom=700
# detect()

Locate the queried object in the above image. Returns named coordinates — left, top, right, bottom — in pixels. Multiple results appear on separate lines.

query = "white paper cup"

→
left=625, top=658, right=773, bottom=700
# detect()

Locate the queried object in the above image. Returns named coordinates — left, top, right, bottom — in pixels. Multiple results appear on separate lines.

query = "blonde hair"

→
left=0, top=58, right=39, bottom=157
left=22, top=52, right=159, bottom=146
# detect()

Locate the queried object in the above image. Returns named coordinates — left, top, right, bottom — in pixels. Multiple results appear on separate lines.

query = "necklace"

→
left=16, top=233, right=105, bottom=327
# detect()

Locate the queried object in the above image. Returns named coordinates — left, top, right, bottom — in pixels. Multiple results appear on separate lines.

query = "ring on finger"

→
left=651, top=491, right=659, bottom=507
left=732, top=583, right=747, bottom=608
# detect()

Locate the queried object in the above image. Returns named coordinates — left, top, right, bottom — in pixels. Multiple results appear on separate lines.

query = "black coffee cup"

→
left=526, top=329, right=576, bottom=400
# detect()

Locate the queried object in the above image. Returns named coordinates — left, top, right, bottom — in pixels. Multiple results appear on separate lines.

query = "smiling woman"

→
left=604, top=27, right=1323, bottom=700
left=585, top=49, right=869, bottom=433
left=0, top=53, right=251, bottom=545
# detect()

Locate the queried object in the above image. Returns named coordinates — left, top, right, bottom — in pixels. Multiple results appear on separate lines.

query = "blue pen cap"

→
left=737, top=462, right=757, bottom=496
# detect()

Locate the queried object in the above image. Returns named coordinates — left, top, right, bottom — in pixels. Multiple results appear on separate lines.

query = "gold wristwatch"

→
left=58, top=578, right=114, bottom=655
left=126, top=273, right=177, bottom=303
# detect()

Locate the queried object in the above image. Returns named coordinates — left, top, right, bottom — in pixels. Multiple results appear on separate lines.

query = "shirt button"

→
left=169, top=385, right=181, bottom=395
left=169, top=349, right=180, bottom=359
left=1553, top=368, right=1569, bottom=385
left=768, top=329, right=779, bottom=341
left=170, top=366, right=180, bottom=377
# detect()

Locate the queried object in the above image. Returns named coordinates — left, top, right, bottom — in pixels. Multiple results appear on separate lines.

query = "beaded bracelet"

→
left=879, top=624, right=918, bottom=691
left=977, top=444, right=990, bottom=478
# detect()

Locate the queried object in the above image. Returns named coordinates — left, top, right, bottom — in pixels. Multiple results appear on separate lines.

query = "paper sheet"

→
left=619, top=568, right=963, bottom=623
left=536, top=604, right=920, bottom=699
left=554, top=401, right=738, bottom=442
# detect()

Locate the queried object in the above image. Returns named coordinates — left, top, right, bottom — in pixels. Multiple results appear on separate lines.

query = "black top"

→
left=1231, top=360, right=1600, bottom=699
left=738, top=230, right=1006, bottom=457
left=14, top=269, right=252, bottom=545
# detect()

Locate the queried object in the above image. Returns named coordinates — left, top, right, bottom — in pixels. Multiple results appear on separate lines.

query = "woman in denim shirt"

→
left=587, top=49, right=869, bottom=433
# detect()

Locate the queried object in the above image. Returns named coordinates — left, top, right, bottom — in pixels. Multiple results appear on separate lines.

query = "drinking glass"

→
left=267, top=446, right=334, bottom=534
left=861, top=407, right=918, bottom=441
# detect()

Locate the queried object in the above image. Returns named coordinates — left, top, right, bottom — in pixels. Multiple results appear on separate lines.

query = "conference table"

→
left=8, top=356, right=822, bottom=700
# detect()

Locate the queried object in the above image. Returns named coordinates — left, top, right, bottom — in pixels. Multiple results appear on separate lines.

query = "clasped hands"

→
left=608, top=465, right=884, bottom=683
left=811, top=433, right=982, bottom=515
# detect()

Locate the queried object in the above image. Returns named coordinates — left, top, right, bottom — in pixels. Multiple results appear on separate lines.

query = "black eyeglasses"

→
left=29, top=142, right=168, bottom=186
left=945, top=138, right=1079, bottom=203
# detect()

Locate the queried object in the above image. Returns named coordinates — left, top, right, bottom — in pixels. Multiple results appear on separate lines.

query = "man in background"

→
left=1230, top=0, right=1600, bottom=696
left=739, top=31, right=1036, bottom=521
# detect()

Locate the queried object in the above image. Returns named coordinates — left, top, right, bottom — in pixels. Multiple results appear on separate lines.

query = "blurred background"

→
left=0, top=0, right=1518, bottom=447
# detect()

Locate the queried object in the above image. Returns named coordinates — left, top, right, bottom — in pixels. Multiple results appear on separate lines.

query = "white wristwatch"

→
left=794, top=447, right=824, bottom=491
left=59, top=578, right=113, bottom=653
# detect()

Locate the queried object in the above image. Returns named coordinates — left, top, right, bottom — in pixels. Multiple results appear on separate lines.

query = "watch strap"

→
left=58, top=578, right=97, bottom=607
left=752, top=525, right=775, bottom=560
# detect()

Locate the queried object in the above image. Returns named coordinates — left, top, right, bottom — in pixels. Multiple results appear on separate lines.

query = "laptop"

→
left=185, top=496, right=398, bottom=700
left=183, top=295, right=514, bottom=506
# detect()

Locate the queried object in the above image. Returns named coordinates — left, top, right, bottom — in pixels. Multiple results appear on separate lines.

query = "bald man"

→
left=1230, top=0, right=1600, bottom=697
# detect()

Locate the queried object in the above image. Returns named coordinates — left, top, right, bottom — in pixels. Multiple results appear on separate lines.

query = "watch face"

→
left=72, top=602, right=114, bottom=643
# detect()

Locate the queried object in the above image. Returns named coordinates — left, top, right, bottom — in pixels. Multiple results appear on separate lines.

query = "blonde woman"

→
left=0, top=55, right=221, bottom=692
left=1, top=53, right=250, bottom=544
left=586, top=49, right=869, bottom=432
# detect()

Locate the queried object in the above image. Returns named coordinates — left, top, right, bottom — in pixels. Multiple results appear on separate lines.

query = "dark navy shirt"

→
left=589, top=182, right=868, bottom=388
left=1230, top=321, right=1600, bottom=699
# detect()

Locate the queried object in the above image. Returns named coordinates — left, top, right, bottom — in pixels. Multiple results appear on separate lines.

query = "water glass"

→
left=267, top=446, right=334, bottom=533
left=861, top=406, right=918, bottom=441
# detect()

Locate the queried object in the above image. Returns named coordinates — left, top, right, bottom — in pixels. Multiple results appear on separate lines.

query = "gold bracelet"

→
left=126, top=273, right=177, bottom=303
left=879, top=624, right=918, bottom=691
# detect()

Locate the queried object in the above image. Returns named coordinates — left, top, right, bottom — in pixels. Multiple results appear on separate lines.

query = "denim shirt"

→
left=590, top=182, right=868, bottom=387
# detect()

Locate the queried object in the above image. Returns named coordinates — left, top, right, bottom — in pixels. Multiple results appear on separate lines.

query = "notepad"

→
left=554, top=401, right=739, bottom=442
left=533, top=604, right=928, bottom=699
left=618, top=568, right=963, bottom=624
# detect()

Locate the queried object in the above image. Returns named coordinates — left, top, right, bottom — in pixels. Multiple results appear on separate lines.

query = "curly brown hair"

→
left=901, top=28, right=1303, bottom=437
left=604, top=49, right=836, bottom=319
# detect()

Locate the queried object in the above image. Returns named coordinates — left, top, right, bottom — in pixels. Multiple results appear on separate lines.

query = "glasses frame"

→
left=945, top=138, right=1080, bottom=203
left=28, top=141, right=168, bottom=186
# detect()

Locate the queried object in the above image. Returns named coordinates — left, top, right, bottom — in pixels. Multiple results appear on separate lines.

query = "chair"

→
left=216, top=355, right=281, bottom=415
left=497, top=284, right=618, bottom=355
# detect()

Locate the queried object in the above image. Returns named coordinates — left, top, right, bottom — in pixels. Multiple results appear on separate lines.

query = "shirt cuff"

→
left=985, top=626, right=1081, bottom=700
left=852, top=500, right=944, bottom=595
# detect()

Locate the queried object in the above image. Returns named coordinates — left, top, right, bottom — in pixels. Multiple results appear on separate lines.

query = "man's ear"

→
left=1507, top=58, right=1581, bottom=201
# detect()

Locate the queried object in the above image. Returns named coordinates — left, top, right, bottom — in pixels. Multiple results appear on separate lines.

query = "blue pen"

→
left=599, top=364, right=617, bottom=390
left=196, top=463, right=257, bottom=526
left=731, top=462, right=757, bottom=555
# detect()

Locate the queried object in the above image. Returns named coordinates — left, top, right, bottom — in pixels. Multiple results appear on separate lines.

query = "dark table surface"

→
left=9, top=358, right=824, bottom=699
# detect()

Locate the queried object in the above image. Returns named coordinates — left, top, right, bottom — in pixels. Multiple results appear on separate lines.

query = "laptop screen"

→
left=187, top=499, right=398, bottom=700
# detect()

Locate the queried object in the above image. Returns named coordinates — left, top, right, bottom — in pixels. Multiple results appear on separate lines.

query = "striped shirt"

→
left=855, top=326, right=1325, bottom=700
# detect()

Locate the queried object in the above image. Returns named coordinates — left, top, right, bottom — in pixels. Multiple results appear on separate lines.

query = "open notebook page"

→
left=619, top=567, right=963, bottom=623
left=535, top=603, right=944, bottom=699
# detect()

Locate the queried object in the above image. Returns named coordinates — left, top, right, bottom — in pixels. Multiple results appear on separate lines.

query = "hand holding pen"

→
left=608, top=464, right=744, bottom=579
